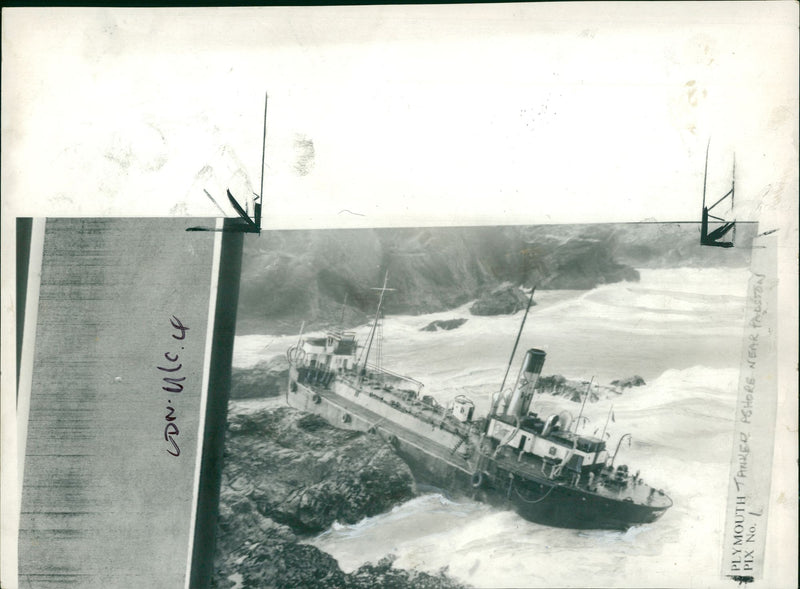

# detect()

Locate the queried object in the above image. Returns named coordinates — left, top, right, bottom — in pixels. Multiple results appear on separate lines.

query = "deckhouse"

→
left=484, top=348, right=609, bottom=475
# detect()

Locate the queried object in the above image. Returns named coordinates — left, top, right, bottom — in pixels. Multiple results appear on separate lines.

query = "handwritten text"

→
left=159, top=315, right=189, bottom=457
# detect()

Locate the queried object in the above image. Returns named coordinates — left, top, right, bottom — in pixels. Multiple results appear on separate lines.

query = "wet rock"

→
left=221, top=407, right=416, bottom=533
left=420, top=318, right=468, bottom=332
left=610, top=375, right=646, bottom=389
left=212, top=518, right=347, bottom=589
left=230, top=355, right=289, bottom=399
left=536, top=374, right=568, bottom=392
left=535, top=375, right=601, bottom=403
left=214, top=406, right=468, bottom=588
left=212, top=488, right=338, bottom=589
left=469, top=284, right=531, bottom=316
left=348, top=555, right=467, bottom=589
left=535, top=234, right=640, bottom=290
left=535, top=374, right=647, bottom=402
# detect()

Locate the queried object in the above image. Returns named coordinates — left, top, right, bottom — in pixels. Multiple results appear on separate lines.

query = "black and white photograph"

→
left=224, top=223, right=761, bottom=587
left=1, top=5, right=797, bottom=589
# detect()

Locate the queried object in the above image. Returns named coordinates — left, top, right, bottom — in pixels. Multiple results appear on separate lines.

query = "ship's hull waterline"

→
left=287, top=370, right=669, bottom=531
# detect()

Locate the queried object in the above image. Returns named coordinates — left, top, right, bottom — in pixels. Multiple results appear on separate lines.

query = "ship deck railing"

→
left=363, top=363, right=425, bottom=394
left=309, top=369, right=476, bottom=443
left=490, top=445, right=670, bottom=507
left=310, top=382, right=474, bottom=475
left=358, top=382, right=472, bottom=440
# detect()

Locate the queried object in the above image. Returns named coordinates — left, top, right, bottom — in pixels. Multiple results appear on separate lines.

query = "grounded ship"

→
left=285, top=277, right=672, bottom=530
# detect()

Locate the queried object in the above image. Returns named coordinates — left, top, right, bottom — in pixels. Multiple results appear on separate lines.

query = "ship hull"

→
left=392, top=442, right=667, bottom=530
left=287, top=373, right=668, bottom=530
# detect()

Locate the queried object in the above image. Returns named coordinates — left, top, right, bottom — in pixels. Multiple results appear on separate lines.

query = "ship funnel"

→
left=504, top=348, right=546, bottom=419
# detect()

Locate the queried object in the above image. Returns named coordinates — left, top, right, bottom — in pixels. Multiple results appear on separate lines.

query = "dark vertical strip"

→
left=189, top=220, right=244, bottom=588
left=16, top=217, right=33, bottom=396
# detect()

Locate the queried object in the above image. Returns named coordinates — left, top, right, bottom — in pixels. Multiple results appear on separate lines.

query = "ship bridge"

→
left=296, top=331, right=359, bottom=386
left=302, top=330, right=357, bottom=357
left=488, top=413, right=609, bottom=473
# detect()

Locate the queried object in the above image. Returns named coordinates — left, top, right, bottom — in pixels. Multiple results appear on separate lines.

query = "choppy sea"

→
left=233, top=267, right=751, bottom=588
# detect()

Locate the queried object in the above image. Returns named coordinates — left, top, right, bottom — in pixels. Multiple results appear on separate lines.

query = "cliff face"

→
left=213, top=406, right=466, bottom=589
left=608, top=222, right=754, bottom=269
left=469, top=284, right=530, bottom=315
left=237, top=223, right=752, bottom=335
left=237, top=226, right=644, bottom=334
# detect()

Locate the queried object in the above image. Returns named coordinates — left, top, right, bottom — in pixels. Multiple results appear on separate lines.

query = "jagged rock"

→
left=534, top=374, right=646, bottom=403
left=536, top=374, right=568, bottom=392
left=535, top=375, right=601, bottom=403
left=420, top=318, right=468, bottom=332
left=348, top=555, right=467, bottom=589
left=532, top=233, right=640, bottom=290
left=610, top=375, right=646, bottom=389
left=469, top=285, right=530, bottom=316
left=222, top=407, right=416, bottom=533
left=212, top=521, right=347, bottom=589
left=214, top=406, right=467, bottom=588
left=230, top=356, right=290, bottom=399
left=214, top=473, right=346, bottom=588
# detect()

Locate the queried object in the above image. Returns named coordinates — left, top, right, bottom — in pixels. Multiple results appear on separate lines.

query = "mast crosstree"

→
left=700, top=140, right=736, bottom=248
left=358, top=271, right=395, bottom=376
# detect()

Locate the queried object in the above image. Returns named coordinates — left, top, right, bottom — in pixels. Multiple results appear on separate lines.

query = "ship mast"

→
left=333, top=293, right=349, bottom=338
left=574, top=377, right=594, bottom=433
left=338, top=293, right=348, bottom=328
left=490, top=287, right=536, bottom=419
left=255, top=92, right=267, bottom=230
left=357, top=271, right=394, bottom=376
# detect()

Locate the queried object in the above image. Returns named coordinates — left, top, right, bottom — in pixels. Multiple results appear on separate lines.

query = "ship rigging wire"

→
left=514, top=482, right=556, bottom=504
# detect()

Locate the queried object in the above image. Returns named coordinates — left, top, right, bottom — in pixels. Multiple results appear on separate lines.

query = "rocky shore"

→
left=213, top=406, right=468, bottom=588
left=536, top=374, right=646, bottom=402
left=420, top=318, right=468, bottom=332
left=230, top=356, right=290, bottom=399
left=469, top=284, right=530, bottom=316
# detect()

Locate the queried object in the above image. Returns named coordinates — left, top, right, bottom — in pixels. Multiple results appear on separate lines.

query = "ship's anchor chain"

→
left=511, top=476, right=556, bottom=504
